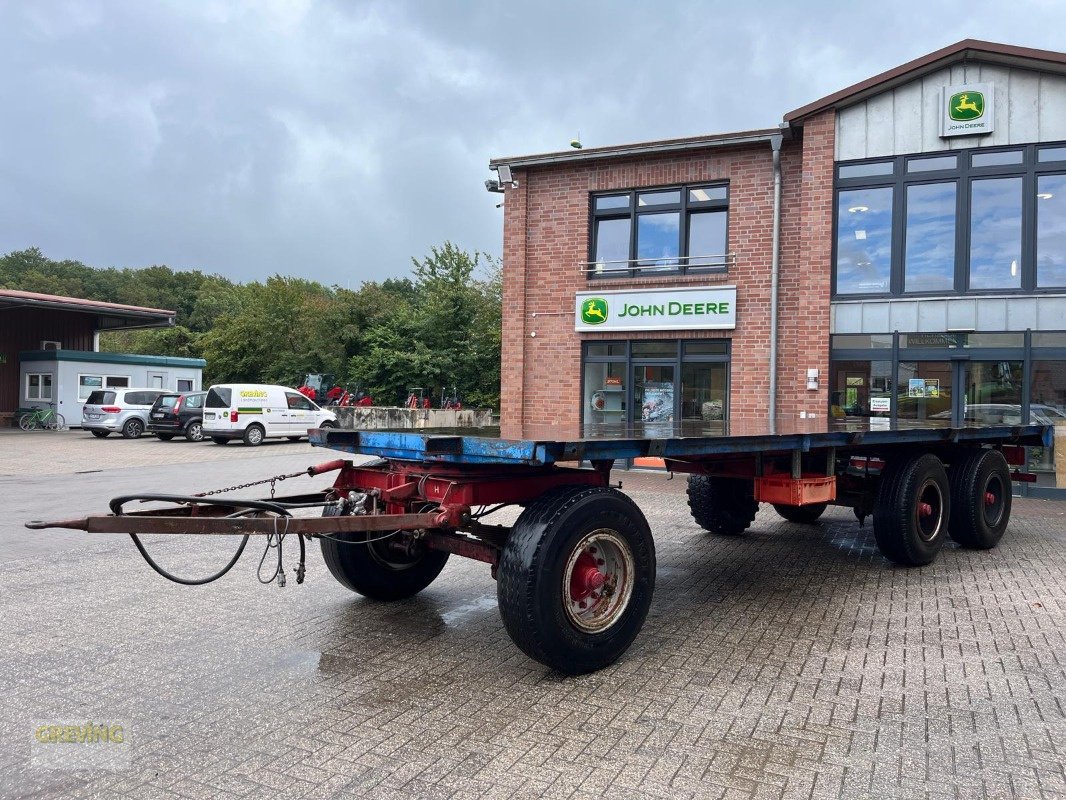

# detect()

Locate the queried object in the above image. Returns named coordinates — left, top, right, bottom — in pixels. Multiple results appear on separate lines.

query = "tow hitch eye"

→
left=569, top=553, right=605, bottom=601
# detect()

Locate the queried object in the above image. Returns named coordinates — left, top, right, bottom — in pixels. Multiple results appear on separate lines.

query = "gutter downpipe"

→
left=768, top=132, right=784, bottom=432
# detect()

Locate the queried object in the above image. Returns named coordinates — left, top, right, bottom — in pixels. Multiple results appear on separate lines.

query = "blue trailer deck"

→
left=309, top=419, right=1053, bottom=466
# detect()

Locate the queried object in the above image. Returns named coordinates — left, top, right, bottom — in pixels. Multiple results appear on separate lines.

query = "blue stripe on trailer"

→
left=309, top=423, right=1051, bottom=467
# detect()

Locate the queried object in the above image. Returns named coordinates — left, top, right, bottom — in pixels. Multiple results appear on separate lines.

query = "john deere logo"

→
left=949, top=91, right=984, bottom=121
left=581, top=297, right=608, bottom=325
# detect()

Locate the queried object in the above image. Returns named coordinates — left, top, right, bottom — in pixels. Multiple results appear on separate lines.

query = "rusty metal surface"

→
left=27, top=511, right=445, bottom=536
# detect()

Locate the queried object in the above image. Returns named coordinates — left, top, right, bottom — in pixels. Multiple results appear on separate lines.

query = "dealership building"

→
left=490, top=39, right=1066, bottom=496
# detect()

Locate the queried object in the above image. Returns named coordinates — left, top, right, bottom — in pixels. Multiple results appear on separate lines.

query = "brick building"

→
left=490, top=40, right=1066, bottom=496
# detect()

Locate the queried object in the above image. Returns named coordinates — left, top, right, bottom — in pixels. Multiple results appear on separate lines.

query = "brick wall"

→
left=500, top=110, right=836, bottom=429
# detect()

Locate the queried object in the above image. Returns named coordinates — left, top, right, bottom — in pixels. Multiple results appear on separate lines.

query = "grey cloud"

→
left=1, top=0, right=1063, bottom=283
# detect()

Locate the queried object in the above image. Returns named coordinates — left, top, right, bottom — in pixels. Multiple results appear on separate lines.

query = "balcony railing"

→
left=583, top=253, right=735, bottom=279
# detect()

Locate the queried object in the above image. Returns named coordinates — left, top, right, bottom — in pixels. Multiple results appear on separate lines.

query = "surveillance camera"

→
left=485, top=178, right=503, bottom=193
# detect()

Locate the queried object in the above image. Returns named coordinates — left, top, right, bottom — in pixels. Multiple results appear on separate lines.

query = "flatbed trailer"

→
left=28, top=419, right=1053, bottom=673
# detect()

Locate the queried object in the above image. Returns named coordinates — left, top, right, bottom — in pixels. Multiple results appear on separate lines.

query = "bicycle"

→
left=17, top=404, right=66, bottom=431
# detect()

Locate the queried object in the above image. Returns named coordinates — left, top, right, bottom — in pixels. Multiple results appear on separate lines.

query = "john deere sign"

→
left=941, top=83, right=994, bottom=137
left=575, top=286, right=737, bottom=332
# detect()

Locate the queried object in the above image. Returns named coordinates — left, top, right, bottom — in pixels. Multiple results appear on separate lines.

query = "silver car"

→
left=82, top=388, right=167, bottom=439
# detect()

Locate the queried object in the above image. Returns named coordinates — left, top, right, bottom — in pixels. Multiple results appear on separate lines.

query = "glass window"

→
left=632, top=341, right=676, bottom=358
left=830, top=360, right=894, bottom=418
left=969, top=177, right=1022, bottom=290
left=831, top=334, right=893, bottom=349
left=593, top=218, right=630, bottom=272
left=836, top=187, right=893, bottom=294
left=1038, top=147, right=1066, bottom=163
left=286, top=392, right=314, bottom=410
left=962, top=333, right=1025, bottom=348
left=897, top=361, right=952, bottom=422
left=106, top=376, right=130, bottom=388
left=907, top=155, right=957, bottom=172
left=595, top=195, right=629, bottom=211
left=1029, top=360, right=1066, bottom=489
left=184, top=393, right=204, bottom=409
left=586, top=343, right=626, bottom=357
left=1033, top=332, right=1066, bottom=348
left=1037, top=174, right=1066, bottom=288
left=636, top=212, right=680, bottom=266
left=963, top=361, right=1024, bottom=424
left=972, top=150, right=1023, bottom=167
left=78, top=375, right=103, bottom=401
left=684, top=341, right=729, bottom=355
left=633, top=364, right=675, bottom=423
left=904, top=182, right=956, bottom=292
left=26, top=373, right=53, bottom=401
left=687, top=210, right=727, bottom=268
left=839, top=161, right=893, bottom=179
left=583, top=361, right=626, bottom=425
left=681, top=363, right=727, bottom=422
left=177, top=379, right=194, bottom=392
left=637, top=190, right=680, bottom=206
left=688, top=186, right=727, bottom=203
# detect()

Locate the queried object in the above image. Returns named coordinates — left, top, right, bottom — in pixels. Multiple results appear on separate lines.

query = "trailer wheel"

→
left=948, top=449, right=1011, bottom=550
left=497, top=486, right=655, bottom=674
left=211, top=436, right=229, bottom=445
left=90, top=430, right=110, bottom=438
left=873, top=454, right=951, bottom=566
left=155, top=433, right=175, bottom=441
left=319, top=504, right=449, bottom=601
left=686, top=475, right=758, bottom=535
left=773, top=503, right=827, bottom=524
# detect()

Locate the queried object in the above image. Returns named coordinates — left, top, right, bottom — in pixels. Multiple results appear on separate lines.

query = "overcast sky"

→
left=1, top=1, right=1064, bottom=284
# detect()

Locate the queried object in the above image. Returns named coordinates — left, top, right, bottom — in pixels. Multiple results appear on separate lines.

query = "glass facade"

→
left=833, top=142, right=1066, bottom=296
left=582, top=340, right=730, bottom=428
left=830, top=333, right=1066, bottom=494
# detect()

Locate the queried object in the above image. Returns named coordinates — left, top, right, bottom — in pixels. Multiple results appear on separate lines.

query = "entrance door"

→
left=897, top=359, right=1024, bottom=425
left=897, top=361, right=954, bottom=423
left=961, top=360, right=1024, bottom=425
left=631, top=364, right=676, bottom=426
left=147, top=372, right=166, bottom=389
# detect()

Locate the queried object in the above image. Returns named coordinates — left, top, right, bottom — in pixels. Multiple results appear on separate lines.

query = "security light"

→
left=497, top=164, right=514, bottom=185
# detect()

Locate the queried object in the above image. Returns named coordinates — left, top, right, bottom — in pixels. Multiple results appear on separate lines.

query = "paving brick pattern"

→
left=2, top=473, right=1064, bottom=799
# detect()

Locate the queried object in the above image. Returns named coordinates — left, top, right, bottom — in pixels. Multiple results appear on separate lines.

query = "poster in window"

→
left=641, top=382, right=674, bottom=422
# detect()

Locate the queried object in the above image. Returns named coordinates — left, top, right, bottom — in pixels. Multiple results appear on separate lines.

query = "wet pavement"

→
left=1, top=447, right=1065, bottom=799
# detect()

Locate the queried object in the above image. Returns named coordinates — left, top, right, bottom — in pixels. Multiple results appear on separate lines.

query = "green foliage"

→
left=0, top=244, right=502, bottom=409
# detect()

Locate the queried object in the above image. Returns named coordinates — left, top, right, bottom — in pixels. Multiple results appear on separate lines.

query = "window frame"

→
left=77, top=373, right=105, bottom=401
left=589, top=183, right=730, bottom=279
left=832, top=142, right=1066, bottom=298
left=25, top=372, right=54, bottom=402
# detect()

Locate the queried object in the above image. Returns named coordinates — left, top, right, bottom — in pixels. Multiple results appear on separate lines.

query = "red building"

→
left=490, top=40, right=1066, bottom=496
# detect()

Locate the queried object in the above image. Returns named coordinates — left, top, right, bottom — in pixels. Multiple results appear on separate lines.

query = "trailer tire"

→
left=497, top=486, right=655, bottom=675
left=948, top=449, right=1011, bottom=550
left=873, top=454, right=951, bottom=566
left=319, top=504, right=449, bottom=601
left=773, top=503, right=827, bottom=524
left=686, top=475, right=758, bottom=535
left=211, top=437, right=229, bottom=445
left=155, top=434, right=175, bottom=441
left=90, top=430, right=110, bottom=438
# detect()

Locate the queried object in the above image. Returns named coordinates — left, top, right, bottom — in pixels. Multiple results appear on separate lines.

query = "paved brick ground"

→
left=0, top=428, right=320, bottom=476
left=1, top=456, right=1064, bottom=798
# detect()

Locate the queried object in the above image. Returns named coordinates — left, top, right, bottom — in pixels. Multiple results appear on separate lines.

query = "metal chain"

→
left=193, top=470, right=309, bottom=499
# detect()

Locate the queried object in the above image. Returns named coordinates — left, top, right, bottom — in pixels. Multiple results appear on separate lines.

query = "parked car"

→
left=202, top=384, right=337, bottom=446
left=147, top=391, right=207, bottom=442
left=82, top=388, right=168, bottom=439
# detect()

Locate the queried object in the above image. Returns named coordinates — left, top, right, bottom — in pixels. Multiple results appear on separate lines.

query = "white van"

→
left=202, top=384, right=337, bottom=446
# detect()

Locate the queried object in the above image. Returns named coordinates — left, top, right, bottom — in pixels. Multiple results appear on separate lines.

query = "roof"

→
left=19, top=349, right=206, bottom=368
left=785, top=39, right=1066, bottom=123
left=0, top=289, right=175, bottom=331
left=489, top=127, right=782, bottom=170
